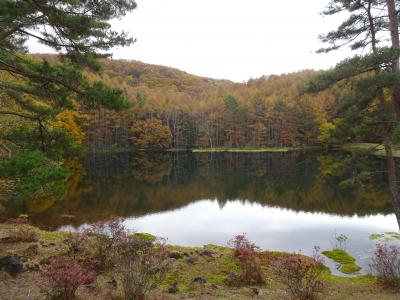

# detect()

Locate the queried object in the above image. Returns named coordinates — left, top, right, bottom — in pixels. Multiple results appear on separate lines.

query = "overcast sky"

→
left=30, top=0, right=354, bottom=82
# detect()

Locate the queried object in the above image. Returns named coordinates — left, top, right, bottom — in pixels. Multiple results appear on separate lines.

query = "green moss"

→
left=167, top=245, right=199, bottom=252
left=342, top=143, right=400, bottom=158
left=368, top=232, right=400, bottom=241
left=322, top=269, right=375, bottom=283
left=34, top=227, right=70, bottom=244
left=340, top=263, right=362, bottom=274
left=209, top=274, right=228, bottom=285
left=386, top=232, right=400, bottom=240
left=160, top=244, right=239, bottom=292
left=129, top=232, right=157, bottom=242
left=191, top=147, right=302, bottom=153
left=369, top=233, right=384, bottom=240
left=322, top=249, right=361, bottom=274
left=203, top=244, right=229, bottom=250
left=266, top=251, right=286, bottom=257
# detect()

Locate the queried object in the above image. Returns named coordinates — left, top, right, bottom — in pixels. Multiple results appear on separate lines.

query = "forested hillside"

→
left=1, top=54, right=368, bottom=154
left=63, top=57, right=348, bottom=152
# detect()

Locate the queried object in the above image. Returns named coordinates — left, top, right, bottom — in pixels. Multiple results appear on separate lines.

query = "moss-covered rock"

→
left=322, top=249, right=361, bottom=274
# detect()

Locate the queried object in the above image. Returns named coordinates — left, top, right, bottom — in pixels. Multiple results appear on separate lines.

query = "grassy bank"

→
left=342, top=143, right=400, bottom=158
left=0, top=223, right=398, bottom=299
left=191, top=147, right=303, bottom=153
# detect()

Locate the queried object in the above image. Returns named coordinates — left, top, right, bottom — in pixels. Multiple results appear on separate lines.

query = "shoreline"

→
left=1, top=223, right=398, bottom=299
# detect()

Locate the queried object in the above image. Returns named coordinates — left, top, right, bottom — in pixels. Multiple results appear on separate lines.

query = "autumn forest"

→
left=83, top=60, right=338, bottom=151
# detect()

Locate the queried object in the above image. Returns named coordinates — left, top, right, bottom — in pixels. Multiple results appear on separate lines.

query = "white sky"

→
left=29, top=0, right=354, bottom=82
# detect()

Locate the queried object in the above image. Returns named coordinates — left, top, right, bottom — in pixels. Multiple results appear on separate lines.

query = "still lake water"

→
left=8, top=151, right=400, bottom=275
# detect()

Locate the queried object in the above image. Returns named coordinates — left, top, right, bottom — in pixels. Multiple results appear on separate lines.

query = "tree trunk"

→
left=386, top=0, right=400, bottom=120
left=383, top=124, right=400, bottom=228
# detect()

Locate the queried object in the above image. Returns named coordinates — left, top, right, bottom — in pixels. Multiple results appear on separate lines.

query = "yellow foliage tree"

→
left=54, top=110, right=85, bottom=146
left=130, top=119, right=171, bottom=152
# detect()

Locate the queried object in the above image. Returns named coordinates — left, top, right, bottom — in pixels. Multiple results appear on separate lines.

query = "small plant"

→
left=2, top=225, right=38, bottom=243
left=272, top=247, right=325, bottom=300
left=64, top=232, right=84, bottom=255
left=82, top=217, right=128, bottom=269
left=40, top=256, right=95, bottom=300
left=228, top=234, right=264, bottom=285
left=331, top=231, right=348, bottom=250
left=117, top=237, right=170, bottom=300
left=370, top=243, right=400, bottom=288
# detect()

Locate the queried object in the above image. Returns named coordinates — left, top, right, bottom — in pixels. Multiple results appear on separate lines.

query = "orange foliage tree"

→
left=130, top=119, right=171, bottom=152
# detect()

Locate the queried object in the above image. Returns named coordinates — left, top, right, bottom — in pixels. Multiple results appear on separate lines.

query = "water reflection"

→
left=4, top=151, right=394, bottom=230
left=124, top=200, right=397, bottom=275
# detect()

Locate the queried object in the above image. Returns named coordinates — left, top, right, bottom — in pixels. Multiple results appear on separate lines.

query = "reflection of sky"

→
left=127, top=199, right=398, bottom=275
left=60, top=199, right=399, bottom=276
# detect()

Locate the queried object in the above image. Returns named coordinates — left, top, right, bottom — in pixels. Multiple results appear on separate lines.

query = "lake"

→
left=5, top=151, right=400, bottom=275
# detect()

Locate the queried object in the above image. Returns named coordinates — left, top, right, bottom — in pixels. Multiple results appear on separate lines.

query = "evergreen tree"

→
left=307, top=0, right=400, bottom=227
left=0, top=0, right=137, bottom=202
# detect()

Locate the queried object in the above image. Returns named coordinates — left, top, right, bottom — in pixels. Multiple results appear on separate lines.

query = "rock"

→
left=198, top=249, right=215, bottom=257
left=211, top=284, right=219, bottom=289
left=24, top=262, right=39, bottom=271
left=108, top=278, right=117, bottom=288
left=22, top=243, right=39, bottom=257
left=193, top=276, right=206, bottom=284
left=39, top=257, right=50, bottom=265
left=0, top=255, right=23, bottom=277
left=226, top=271, right=237, bottom=285
left=168, top=282, right=179, bottom=294
left=186, top=255, right=198, bottom=264
left=250, top=287, right=261, bottom=296
left=169, top=251, right=184, bottom=259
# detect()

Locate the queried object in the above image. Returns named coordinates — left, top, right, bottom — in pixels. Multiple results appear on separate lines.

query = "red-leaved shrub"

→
left=81, top=217, right=128, bottom=269
left=40, top=256, right=95, bottom=300
left=271, top=247, right=325, bottom=300
left=117, top=237, right=171, bottom=300
left=370, top=243, right=400, bottom=288
left=228, top=234, right=264, bottom=284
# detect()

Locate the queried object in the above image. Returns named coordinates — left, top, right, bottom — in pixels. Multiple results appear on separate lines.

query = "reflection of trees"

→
left=17, top=152, right=394, bottom=229
left=132, top=153, right=171, bottom=184
left=2, top=158, right=87, bottom=221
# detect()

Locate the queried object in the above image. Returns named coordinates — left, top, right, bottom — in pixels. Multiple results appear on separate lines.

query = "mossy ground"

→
left=128, top=232, right=157, bottom=242
left=342, top=143, right=400, bottom=158
left=369, top=232, right=400, bottom=241
left=0, top=224, right=399, bottom=299
left=191, top=147, right=302, bottom=153
left=322, top=249, right=362, bottom=274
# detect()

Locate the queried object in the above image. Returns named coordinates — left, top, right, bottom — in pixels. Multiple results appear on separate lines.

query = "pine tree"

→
left=0, top=0, right=137, bottom=202
left=0, top=0, right=137, bottom=157
left=307, top=0, right=400, bottom=227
